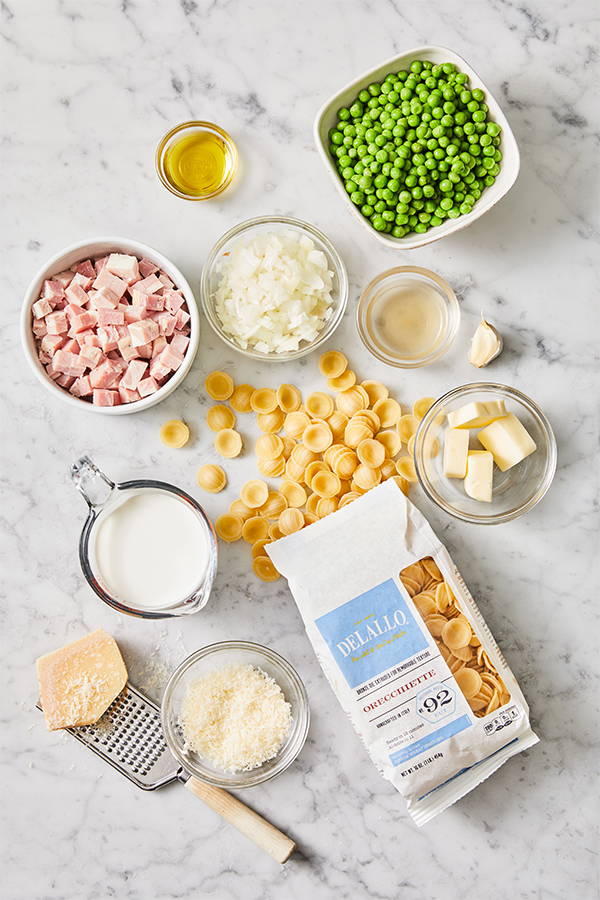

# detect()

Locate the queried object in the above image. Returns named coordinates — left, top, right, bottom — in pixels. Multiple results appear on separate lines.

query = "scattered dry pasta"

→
left=230, top=383, right=254, bottom=412
left=205, top=371, right=234, bottom=401
left=200, top=352, right=439, bottom=582
left=197, top=464, right=227, bottom=493
left=160, top=420, right=190, bottom=449
left=207, top=405, right=236, bottom=432
left=215, top=428, right=243, bottom=458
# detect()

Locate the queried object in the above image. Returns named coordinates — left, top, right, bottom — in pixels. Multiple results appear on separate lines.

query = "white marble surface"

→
left=2, top=1, right=599, bottom=897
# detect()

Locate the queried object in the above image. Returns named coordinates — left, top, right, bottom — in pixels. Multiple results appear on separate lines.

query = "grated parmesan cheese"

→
left=181, top=663, right=292, bottom=772
left=212, top=230, right=334, bottom=354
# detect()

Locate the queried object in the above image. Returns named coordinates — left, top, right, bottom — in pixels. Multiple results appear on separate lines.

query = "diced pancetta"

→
left=70, top=271, right=93, bottom=292
left=46, top=311, right=69, bottom=334
left=32, top=298, right=53, bottom=319
left=97, top=325, right=120, bottom=353
left=128, top=319, right=159, bottom=346
left=89, top=359, right=122, bottom=390
left=97, top=308, right=125, bottom=326
left=79, top=345, right=104, bottom=369
left=134, top=274, right=162, bottom=294
left=118, top=385, right=141, bottom=403
left=42, top=279, right=66, bottom=301
left=73, top=259, right=96, bottom=279
left=65, top=282, right=89, bottom=306
left=138, top=376, right=159, bottom=397
left=106, top=253, right=140, bottom=285
left=121, top=359, right=148, bottom=390
left=92, top=268, right=128, bottom=299
left=70, top=375, right=93, bottom=397
left=93, top=389, right=121, bottom=406
left=138, top=257, right=158, bottom=278
left=32, top=253, right=190, bottom=406
left=40, top=334, right=67, bottom=356
left=53, top=349, right=86, bottom=378
left=170, top=332, right=190, bottom=355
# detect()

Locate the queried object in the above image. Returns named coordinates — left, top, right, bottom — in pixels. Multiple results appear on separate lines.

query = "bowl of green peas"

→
left=314, top=46, right=519, bottom=249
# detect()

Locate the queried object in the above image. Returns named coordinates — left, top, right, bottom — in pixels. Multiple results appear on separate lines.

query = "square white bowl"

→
left=314, top=46, right=520, bottom=250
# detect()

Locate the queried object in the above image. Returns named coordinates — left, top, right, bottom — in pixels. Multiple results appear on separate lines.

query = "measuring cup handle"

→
left=183, top=777, right=296, bottom=864
left=71, top=456, right=116, bottom=509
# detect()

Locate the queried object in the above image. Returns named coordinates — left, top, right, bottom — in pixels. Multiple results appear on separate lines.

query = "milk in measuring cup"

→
left=93, top=491, right=210, bottom=609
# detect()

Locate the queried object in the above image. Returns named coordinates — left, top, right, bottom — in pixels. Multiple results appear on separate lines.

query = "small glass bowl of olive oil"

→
left=155, top=121, right=238, bottom=200
left=357, top=266, right=460, bottom=368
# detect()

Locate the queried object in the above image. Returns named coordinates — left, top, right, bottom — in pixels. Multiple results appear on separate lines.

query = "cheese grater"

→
left=37, top=682, right=178, bottom=790
left=37, top=682, right=296, bottom=863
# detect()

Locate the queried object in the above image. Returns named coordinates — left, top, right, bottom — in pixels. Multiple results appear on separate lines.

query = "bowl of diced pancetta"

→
left=21, top=237, right=200, bottom=414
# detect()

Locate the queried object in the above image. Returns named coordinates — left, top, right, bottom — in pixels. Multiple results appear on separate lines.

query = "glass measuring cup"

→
left=72, top=456, right=218, bottom=619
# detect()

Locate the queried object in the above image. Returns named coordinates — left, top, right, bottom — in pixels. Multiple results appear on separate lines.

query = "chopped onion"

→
left=212, top=231, right=335, bottom=353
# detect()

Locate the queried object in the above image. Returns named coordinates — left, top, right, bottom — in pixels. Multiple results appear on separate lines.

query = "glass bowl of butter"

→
left=414, top=383, right=557, bottom=524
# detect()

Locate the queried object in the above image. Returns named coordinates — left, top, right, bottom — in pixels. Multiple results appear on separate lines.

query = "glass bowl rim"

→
left=161, top=640, right=310, bottom=788
left=79, top=479, right=218, bottom=619
left=356, top=265, right=460, bottom=368
left=200, top=215, right=349, bottom=361
left=155, top=120, right=238, bottom=201
left=414, top=381, right=557, bottom=524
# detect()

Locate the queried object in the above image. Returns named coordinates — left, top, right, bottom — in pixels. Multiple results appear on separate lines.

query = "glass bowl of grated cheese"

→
left=200, top=216, right=348, bottom=361
left=161, top=641, right=310, bottom=788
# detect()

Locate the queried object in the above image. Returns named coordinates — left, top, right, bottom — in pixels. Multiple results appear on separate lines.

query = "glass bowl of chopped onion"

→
left=161, top=641, right=310, bottom=788
left=200, top=216, right=348, bottom=361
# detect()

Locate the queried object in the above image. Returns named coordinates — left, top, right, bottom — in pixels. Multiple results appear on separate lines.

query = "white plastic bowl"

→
left=314, top=46, right=520, bottom=250
left=21, top=236, right=200, bottom=415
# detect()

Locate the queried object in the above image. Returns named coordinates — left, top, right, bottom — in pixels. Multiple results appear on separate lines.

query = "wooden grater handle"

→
left=184, top=776, right=296, bottom=864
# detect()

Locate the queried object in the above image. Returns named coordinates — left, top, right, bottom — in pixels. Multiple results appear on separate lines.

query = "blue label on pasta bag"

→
left=315, top=579, right=428, bottom=689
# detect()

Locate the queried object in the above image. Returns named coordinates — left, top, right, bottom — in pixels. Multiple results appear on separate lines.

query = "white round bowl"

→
left=21, top=236, right=200, bottom=415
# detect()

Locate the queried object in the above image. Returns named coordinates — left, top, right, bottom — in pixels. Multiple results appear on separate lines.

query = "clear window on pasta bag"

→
left=399, top=557, right=511, bottom=717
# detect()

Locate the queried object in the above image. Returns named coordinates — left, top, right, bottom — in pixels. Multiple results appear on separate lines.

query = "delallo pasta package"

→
left=267, top=480, right=538, bottom=825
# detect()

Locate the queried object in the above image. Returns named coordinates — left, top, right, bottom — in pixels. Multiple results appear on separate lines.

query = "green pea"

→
left=382, top=210, right=395, bottom=222
left=473, top=110, right=486, bottom=122
left=338, top=107, right=350, bottom=120
left=358, top=89, right=370, bottom=102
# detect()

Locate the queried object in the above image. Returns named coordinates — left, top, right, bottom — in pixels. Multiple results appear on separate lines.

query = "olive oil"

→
left=162, top=129, right=235, bottom=198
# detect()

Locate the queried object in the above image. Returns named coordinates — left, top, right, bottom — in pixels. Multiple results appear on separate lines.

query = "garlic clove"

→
left=468, top=317, right=503, bottom=368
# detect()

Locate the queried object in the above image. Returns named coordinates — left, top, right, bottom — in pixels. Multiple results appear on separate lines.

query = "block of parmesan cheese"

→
left=36, top=629, right=127, bottom=730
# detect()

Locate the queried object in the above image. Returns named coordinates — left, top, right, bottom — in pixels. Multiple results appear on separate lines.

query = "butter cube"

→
left=478, top=413, right=537, bottom=472
left=443, top=428, right=470, bottom=478
left=464, top=451, right=494, bottom=502
left=447, top=400, right=507, bottom=429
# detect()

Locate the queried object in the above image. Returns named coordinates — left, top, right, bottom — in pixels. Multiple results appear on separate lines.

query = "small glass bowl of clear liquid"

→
left=357, top=266, right=460, bottom=368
